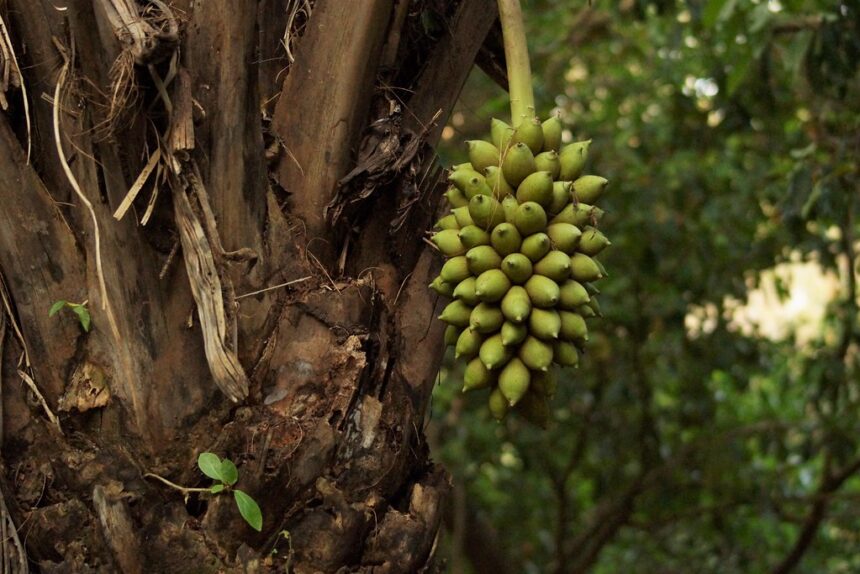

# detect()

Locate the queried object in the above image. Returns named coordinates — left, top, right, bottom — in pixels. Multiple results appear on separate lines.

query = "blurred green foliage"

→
left=430, top=1, right=860, bottom=573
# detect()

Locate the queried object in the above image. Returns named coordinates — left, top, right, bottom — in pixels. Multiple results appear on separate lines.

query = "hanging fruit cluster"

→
left=429, top=114, right=610, bottom=423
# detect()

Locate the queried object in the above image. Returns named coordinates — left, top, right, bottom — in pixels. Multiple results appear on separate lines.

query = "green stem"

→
left=498, top=0, right=535, bottom=127
left=144, top=473, right=215, bottom=496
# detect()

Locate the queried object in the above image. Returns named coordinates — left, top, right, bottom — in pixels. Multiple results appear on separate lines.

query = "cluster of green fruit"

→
left=430, top=115, right=609, bottom=424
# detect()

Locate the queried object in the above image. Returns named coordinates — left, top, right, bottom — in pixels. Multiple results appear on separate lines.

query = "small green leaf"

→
left=197, top=452, right=224, bottom=481
left=210, top=483, right=225, bottom=494
left=49, top=300, right=67, bottom=317
left=72, top=306, right=91, bottom=332
left=234, top=489, right=262, bottom=531
left=220, top=458, right=239, bottom=486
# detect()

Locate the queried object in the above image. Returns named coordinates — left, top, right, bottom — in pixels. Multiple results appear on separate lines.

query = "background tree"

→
left=433, top=1, right=860, bottom=573
left=0, top=0, right=499, bottom=571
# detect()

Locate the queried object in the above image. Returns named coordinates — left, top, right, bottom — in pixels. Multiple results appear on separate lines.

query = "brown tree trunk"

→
left=0, top=0, right=496, bottom=571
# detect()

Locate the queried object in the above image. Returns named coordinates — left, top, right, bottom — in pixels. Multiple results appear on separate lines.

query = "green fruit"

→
left=455, top=327, right=484, bottom=359
left=515, top=390, right=550, bottom=428
left=578, top=226, right=611, bottom=256
left=466, top=245, right=502, bottom=275
left=559, top=311, right=588, bottom=342
left=534, top=151, right=561, bottom=179
left=452, top=206, right=474, bottom=227
left=488, top=387, right=509, bottom=420
left=440, top=255, right=470, bottom=283
left=519, top=335, right=554, bottom=371
left=541, top=116, right=563, bottom=151
left=500, top=320, right=529, bottom=345
left=451, top=162, right=472, bottom=171
left=491, top=118, right=514, bottom=151
left=572, top=175, right=609, bottom=204
left=501, top=253, right=533, bottom=284
left=584, top=282, right=600, bottom=296
left=502, top=195, right=519, bottom=223
left=463, top=357, right=493, bottom=392
left=551, top=202, right=604, bottom=227
left=501, top=142, right=537, bottom=187
left=548, top=181, right=572, bottom=215
left=524, top=275, right=560, bottom=308
left=444, top=325, right=461, bottom=346
left=453, top=276, right=479, bottom=305
left=431, top=229, right=466, bottom=256
left=529, top=308, right=561, bottom=340
left=467, top=140, right=501, bottom=173
left=499, top=358, right=530, bottom=406
left=559, top=279, right=590, bottom=309
left=513, top=202, right=548, bottom=236
left=469, top=302, right=504, bottom=333
left=439, top=299, right=473, bottom=327
left=445, top=187, right=468, bottom=208
left=546, top=223, right=582, bottom=254
left=586, top=296, right=602, bottom=317
left=458, top=225, right=490, bottom=249
left=429, top=275, right=454, bottom=297
left=554, top=340, right=580, bottom=367
left=570, top=253, right=604, bottom=282
left=593, top=257, right=608, bottom=278
left=516, top=171, right=554, bottom=207
left=479, top=333, right=512, bottom=369
left=484, top=166, right=514, bottom=199
left=501, top=285, right=532, bottom=323
left=558, top=140, right=591, bottom=181
left=434, top=214, right=459, bottom=231
left=468, top=195, right=505, bottom=229
left=511, top=117, right=544, bottom=154
left=490, top=223, right=522, bottom=256
left=475, top=269, right=511, bottom=303
left=531, top=369, right=558, bottom=397
left=520, top=232, right=551, bottom=262
left=578, top=303, right=596, bottom=318
left=533, top=250, right=572, bottom=282
left=449, top=168, right=483, bottom=193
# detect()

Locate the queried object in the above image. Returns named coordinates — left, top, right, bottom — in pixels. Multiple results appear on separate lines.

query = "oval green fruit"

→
left=546, top=222, right=582, bottom=254
left=534, top=151, right=561, bottom=179
left=440, top=255, right=470, bottom=283
left=514, top=202, right=548, bottom=236
left=541, top=116, right=563, bottom=152
left=570, top=253, right=604, bottom=282
left=586, top=296, right=602, bottom=317
left=554, top=340, right=580, bottom=367
left=515, top=171, right=554, bottom=207
left=439, top=299, right=473, bottom=327
left=559, top=311, right=588, bottom=342
left=488, top=387, right=509, bottom=420
left=444, top=325, right=461, bottom=347
left=468, top=194, right=506, bottom=229
left=559, top=279, right=590, bottom=309
left=501, top=142, right=537, bottom=187
left=520, top=232, right=551, bottom=262
left=484, top=166, right=514, bottom=199
left=458, top=225, right=490, bottom=249
left=501, top=285, right=532, bottom=324
left=578, top=303, right=596, bottom=318
left=519, top=335, right=554, bottom=371
left=451, top=162, right=472, bottom=171
left=431, top=229, right=466, bottom=256
left=529, top=308, right=561, bottom=340
left=448, top=168, right=483, bottom=193
left=572, top=175, right=608, bottom=204
left=491, top=118, right=514, bottom=151
left=500, top=320, right=529, bottom=346
left=548, top=181, right=572, bottom=215
left=452, top=206, right=474, bottom=227
left=479, top=334, right=512, bottom=370
left=455, top=327, right=484, bottom=359
left=511, top=116, right=544, bottom=154
left=434, top=214, right=460, bottom=231
left=466, top=245, right=502, bottom=275
left=453, top=276, right=479, bottom=305
left=533, top=250, right=572, bottom=282
left=578, top=226, right=611, bottom=256
left=463, top=357, right=493, bottom=392
left=475, top=269, right=511, bottom=303
left=551, top=202, right=604, bottom=227
left=501, top=253, right=533, bottom=285
left=524, top=274, right=560, bottom=308
left=558, top=140, right=591, bottom=181
left=467, top=140, right=500, bottom=173
left=429, top=275, right=454, bottom=297
left=445, top=187, right=468, bottom=208
left=490, top=223, right=522, bottom=256
left=502, top=195, right=519, bottom=223
left=499, top=357, right=530, bottom=406
left=469, top=302, right=504, bottom=333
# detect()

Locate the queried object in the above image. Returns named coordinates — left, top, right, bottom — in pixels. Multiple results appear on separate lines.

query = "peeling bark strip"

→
left=172, top=172, right=249, bottom=402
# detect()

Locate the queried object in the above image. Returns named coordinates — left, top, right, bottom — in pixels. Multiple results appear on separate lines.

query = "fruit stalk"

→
left=498, top=0, right=535, bottom=127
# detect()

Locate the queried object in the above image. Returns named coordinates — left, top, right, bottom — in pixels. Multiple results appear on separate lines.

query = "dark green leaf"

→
left=220, top=458, right=239, bottom=486
left=49, top=300, right=67, bottom=317
left=210, top=483, right=225, bottom=494
left=71, top=306, right=91, bottom=332
left=197, top=452, right=224, bottom=481
left=234, top=490, right=262, bottom=531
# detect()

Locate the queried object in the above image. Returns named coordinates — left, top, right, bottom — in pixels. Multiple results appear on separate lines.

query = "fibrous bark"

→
left=0, top=0, right=497, bottom=572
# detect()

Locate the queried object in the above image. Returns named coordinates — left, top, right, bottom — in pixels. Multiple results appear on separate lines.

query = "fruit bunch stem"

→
left=498, top=0, right=535, bottom=127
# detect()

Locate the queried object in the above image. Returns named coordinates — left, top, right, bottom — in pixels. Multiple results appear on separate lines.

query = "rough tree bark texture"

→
left=0, top=0, right=497, bottom=571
